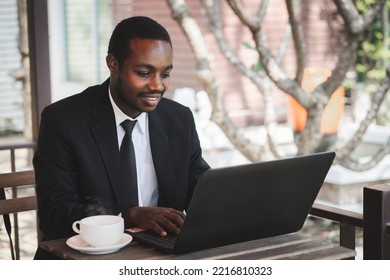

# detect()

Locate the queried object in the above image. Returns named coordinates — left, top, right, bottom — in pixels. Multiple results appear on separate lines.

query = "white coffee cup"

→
left=72, top=215, right=124, bottom=247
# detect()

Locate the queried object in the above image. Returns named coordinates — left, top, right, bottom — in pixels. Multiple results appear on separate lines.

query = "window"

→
left=64, top=0, right=116, bottom=84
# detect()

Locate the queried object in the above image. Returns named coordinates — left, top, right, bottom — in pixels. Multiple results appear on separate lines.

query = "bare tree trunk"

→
left=167, top=0, right=390, bottom=171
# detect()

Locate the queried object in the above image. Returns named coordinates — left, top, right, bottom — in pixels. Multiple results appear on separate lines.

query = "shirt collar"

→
left=108, top=87, right=146, bottom=135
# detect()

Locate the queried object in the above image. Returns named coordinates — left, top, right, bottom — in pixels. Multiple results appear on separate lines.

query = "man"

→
left=33, top=16, right=210, bottom=259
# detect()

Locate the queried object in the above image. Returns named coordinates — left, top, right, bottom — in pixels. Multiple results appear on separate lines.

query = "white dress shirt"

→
left=109, top=89, right=159, bottom=207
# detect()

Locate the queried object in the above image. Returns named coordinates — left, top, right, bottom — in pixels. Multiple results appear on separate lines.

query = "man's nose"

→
left=148, top=75, right=164, bottom=92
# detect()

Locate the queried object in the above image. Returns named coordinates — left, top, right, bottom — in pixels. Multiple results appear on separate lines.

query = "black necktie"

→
left=120, top=120, right=138, bottom=207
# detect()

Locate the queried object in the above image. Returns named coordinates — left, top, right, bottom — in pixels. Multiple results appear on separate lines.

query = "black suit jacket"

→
left=33, top=79, right=210, bottom=242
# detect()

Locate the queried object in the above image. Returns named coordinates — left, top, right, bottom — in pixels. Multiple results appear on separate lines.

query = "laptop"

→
left=127, top=151, right=335, bottom=255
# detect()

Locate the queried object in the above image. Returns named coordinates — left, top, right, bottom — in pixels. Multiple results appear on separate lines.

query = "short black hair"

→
left=107, top=16, right=172, bottom=64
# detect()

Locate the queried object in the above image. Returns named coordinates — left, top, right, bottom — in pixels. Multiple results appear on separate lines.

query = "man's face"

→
left=107, top=38, right=173, bottom=118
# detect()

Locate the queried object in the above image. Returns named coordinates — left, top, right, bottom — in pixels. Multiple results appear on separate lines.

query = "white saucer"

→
left=66, top=233, right=132, bottom=254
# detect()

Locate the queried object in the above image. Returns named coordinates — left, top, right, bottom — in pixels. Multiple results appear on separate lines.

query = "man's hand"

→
left=123, top=207, right=185, bottom=236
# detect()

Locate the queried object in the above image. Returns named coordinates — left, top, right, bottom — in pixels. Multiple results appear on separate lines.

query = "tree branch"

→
left=334, top=68, right=390, bottom=170
left=201, top=0, right=268, bottom=93
left=333, top=0, right=387, bottom=34
left=286, top=0, right=305, bottom=84
left=167, top=0, right=265, bottom=161
left=226, top=0, right=260, bottom=29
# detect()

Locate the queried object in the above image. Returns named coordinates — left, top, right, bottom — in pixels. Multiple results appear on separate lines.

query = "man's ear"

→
left=106, top=53, right=118, bottom=72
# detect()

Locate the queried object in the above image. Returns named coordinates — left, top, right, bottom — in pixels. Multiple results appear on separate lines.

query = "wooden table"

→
left=40, top=232, right=356, bottom=260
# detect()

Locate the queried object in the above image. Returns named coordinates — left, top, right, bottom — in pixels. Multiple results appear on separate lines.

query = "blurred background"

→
left=1, top=0, right=390, bottom=259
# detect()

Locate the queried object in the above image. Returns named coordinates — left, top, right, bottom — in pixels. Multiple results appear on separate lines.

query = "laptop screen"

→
left=172, top=152, right=335, bottom=254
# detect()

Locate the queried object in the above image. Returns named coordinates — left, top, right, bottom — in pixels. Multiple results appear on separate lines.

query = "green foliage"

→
left=356, top=0, right=385, bottom=12
left=355, top=1, right=390, bottom=86
left=355, top=0, right=390, bottom=125
left=242, top=41, right=255, bottom=50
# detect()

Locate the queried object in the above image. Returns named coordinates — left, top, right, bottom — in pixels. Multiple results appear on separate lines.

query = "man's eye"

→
left=136, top=71, right=150, bottom=77
left=162, top=72, right=171, bottom=78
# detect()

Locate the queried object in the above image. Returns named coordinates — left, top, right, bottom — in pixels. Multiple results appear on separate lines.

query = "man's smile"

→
left=140, top=93, right=162, bottom=106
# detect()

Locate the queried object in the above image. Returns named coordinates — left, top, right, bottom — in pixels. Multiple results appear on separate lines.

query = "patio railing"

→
left=0, top=140, right=36, bottom=172
left=0, top=140, right=36, bottom=260
left=310, top=183, right=390, bottom=259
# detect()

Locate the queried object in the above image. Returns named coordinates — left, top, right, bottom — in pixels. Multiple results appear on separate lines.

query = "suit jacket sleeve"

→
left=34, top=105, right=90, bottom=239
left=33, top=83, right=121, bottom=240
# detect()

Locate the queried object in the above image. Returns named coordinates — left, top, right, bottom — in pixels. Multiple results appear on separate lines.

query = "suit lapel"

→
left=149, top=109, right=177, bottom=207
left=90, top=80, right=123, bottom=209
left=89, top=83, right=177, bottom=209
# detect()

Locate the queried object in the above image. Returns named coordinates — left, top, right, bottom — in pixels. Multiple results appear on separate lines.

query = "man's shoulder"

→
left=43, top=82, right=106, bottom=114
left=157, top=97, right=191, bottom=115
left=152, top=98, right=196, bottom=129
left=51, top=85, right=99, bottom=106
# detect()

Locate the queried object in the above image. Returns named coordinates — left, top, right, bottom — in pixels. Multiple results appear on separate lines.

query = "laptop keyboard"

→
left=131, top=230, right=177, bottom=251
